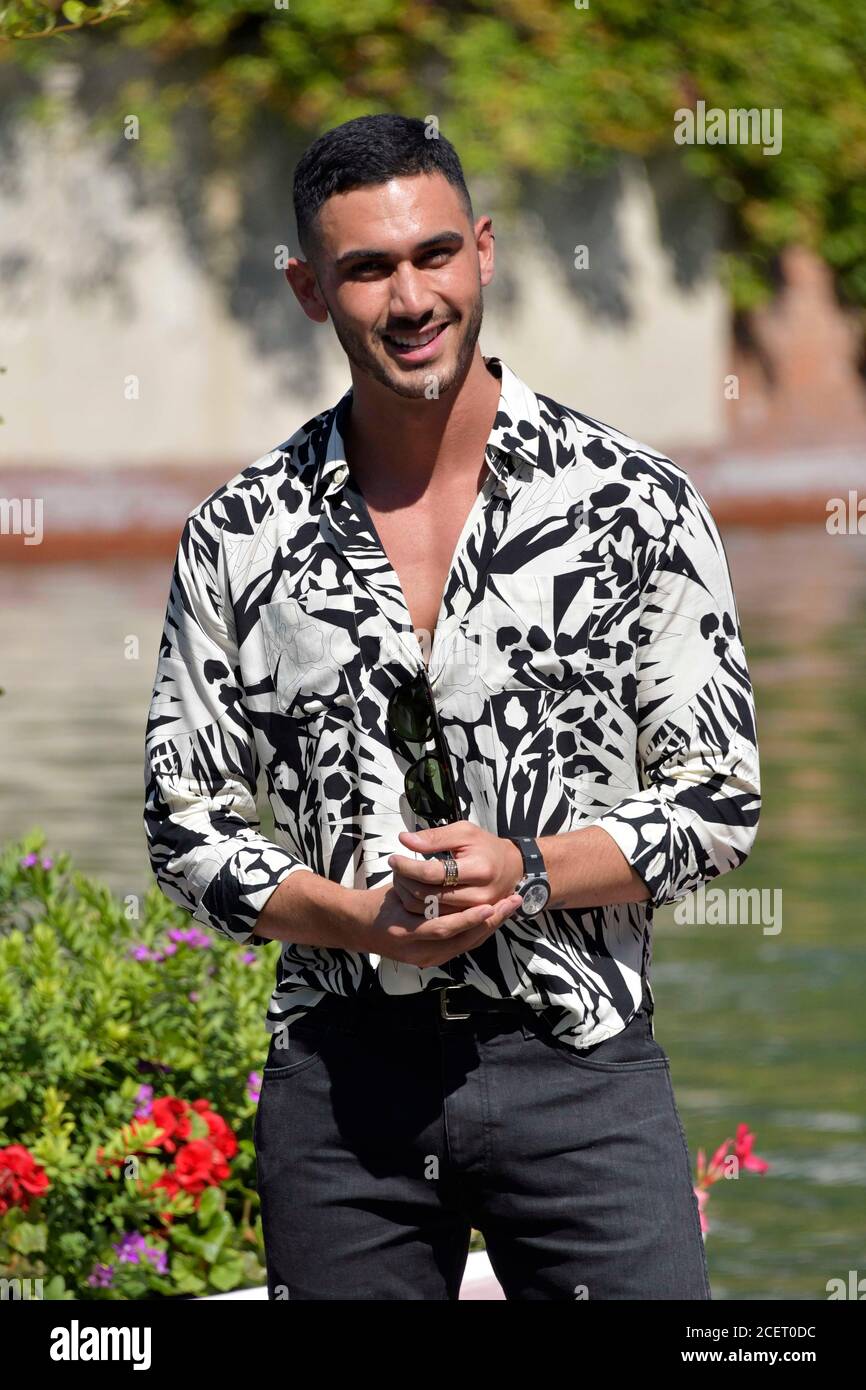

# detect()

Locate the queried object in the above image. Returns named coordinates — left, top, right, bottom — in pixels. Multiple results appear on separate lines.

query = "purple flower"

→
left=130, top=944, right=156, bottom=962
left=111, top=1231, right=167, bottom=1275
left=19, top=852, right=38, bottom=868
left=161, top=941, right=178, bottom=957
left=241, top=952, right=257, bottom=965
left=41, top=856, right=53, bottom=869
left=188, top=991, right=200, bottom=1003
left=134, top=1085, right=153, bottom=1119
left=247, top=1071, right=261, bottom=1104
left=166, top=926, right=211, bottom=949
left=87, top=1263, right=114, bottom=1288
left=112, top=1231, right=146, bottom=1264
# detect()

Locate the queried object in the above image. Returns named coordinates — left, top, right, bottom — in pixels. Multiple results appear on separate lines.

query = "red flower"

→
left=173, top=1139, right=230, bottom=1195
left=0, top=1144, right=50, bottom=1215
left=99, top=1096, right=236, bottom=1221
left=149, top=1170, right=182, bottom=1226
left=148, top=1097, right=192, bottom=1153
left=189, top=1100, right=238, bottom=1159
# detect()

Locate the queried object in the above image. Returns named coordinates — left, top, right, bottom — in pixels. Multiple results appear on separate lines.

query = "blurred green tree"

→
left=1, top=0, right=864, bottom=320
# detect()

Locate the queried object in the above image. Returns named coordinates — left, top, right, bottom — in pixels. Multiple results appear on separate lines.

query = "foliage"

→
left=0, top=1, right=864, bottom=315
left=0, top=831, right=274, bottom=1299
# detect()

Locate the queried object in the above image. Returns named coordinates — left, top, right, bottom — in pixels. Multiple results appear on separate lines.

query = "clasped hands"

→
left=388, top=821, right=523, bottom=918
left=360, top=821, right=524, bottom=971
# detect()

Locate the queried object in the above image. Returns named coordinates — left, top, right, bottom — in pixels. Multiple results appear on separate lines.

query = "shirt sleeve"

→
left=588, top=473, right=761, bottom=908
left=143, top=506, right=315, bottom=945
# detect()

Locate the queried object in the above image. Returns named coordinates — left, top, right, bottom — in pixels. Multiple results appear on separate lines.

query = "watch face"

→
left=521, top=882, right=550, bottom=915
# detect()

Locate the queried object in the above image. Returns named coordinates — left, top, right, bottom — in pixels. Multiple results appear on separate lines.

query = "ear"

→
left=285, top=257, right=329, bottom=324
left=475, top=216, right=495, bottom=290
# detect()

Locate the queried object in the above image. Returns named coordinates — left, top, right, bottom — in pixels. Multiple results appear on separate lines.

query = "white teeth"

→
left=387, top=325, right=444, bottom=349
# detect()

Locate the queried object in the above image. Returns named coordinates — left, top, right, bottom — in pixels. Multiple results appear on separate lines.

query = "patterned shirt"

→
left=143, top=356, right=761, bottom=1049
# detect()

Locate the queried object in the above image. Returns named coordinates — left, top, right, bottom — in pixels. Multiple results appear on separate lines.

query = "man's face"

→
left=305, top=172, right=491, bottom=399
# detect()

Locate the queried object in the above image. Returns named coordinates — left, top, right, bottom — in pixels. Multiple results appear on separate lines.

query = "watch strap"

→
left=507, top=835, right=546, bottom=882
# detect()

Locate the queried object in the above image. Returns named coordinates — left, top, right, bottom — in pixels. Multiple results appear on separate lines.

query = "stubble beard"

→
left=327, top=287, right=485, bottom=401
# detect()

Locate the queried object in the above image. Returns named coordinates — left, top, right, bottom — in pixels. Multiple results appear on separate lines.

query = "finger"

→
left=392, top=870, right=460, bottom=917
left=387, top=852, right=478, bottom=888
left=397, top=823, right=469, bottom=854
left=386, top=854, right=441, bottom=885
left=477, top=893, right=524, bottom=931
left=432, top=895, right=523, bottom=959
left=431, top=894, right=522, bottom=940
left=390, top=876, right=427, bottom=914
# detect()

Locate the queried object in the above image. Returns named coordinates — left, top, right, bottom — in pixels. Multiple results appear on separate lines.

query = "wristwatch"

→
left=506, top=836, right=551, bottom=916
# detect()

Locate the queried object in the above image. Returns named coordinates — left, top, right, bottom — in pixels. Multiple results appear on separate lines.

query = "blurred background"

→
left=1, top=0, right=865, bottom=1300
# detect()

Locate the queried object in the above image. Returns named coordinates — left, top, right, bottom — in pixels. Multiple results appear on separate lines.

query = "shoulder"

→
left=183, top=402, right=335, bottom=538
left=536, top=386, right=714, bottom=548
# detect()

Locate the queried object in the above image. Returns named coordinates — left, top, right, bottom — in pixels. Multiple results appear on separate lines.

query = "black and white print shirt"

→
left=144, top=356, right=761, bottom=1050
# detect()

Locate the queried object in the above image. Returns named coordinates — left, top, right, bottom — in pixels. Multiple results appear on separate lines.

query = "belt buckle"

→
left=440, top=985, right=472, bottom=1020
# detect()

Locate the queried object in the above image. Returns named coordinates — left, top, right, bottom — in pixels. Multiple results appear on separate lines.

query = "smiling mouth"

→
left=381, top=322, right=450, bottom=353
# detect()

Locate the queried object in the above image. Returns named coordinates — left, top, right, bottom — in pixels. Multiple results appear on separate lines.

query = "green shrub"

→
left=0, top=831, right=275, bottom=1299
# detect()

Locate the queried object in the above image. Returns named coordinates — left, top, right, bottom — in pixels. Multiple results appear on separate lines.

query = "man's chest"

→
left=361, top=488, right=482, bottom=669
left=247, top=458, right=637, bottom=722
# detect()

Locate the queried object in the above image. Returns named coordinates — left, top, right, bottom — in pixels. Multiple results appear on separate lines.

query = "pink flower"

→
left=734, top=1123, right=770, bottom=1175
left=693, top=1123, right=770, bottom=1237
left=694, top=1185, right=710, bottom=1235
left=697, top=1137, right=734, bottom=1186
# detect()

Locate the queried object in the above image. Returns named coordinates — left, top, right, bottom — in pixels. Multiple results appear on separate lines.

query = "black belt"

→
left=434, top=984, right=529, bottom=1019
left=322, top=983, right=531, bottom=1021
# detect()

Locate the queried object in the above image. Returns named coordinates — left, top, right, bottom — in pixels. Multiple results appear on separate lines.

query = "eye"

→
left=348, top=261, right=385, bottom=278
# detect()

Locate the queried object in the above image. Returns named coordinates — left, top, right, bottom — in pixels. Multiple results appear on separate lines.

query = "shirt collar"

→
left=312, top=355, right=542, bottom=502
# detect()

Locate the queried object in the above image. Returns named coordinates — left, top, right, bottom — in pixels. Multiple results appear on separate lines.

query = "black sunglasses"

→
left=386, top=667, right=462, bottom=826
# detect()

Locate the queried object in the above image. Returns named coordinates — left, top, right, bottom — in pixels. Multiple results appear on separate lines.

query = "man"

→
left=143, top=114, right=761, bottom=1300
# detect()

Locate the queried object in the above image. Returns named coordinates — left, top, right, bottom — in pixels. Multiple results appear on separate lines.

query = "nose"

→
left=387, top=262, right=436, bottom=324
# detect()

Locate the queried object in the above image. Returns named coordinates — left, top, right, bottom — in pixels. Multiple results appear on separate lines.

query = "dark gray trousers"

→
left=254, top=985, right=711, bottom=1300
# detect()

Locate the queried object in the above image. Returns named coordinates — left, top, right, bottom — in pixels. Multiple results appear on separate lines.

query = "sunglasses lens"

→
left=388, top=680, right=433, bottom=743
left=406, top=755, right=452, bottom=821
left=388, top=674, right=459, bottom=823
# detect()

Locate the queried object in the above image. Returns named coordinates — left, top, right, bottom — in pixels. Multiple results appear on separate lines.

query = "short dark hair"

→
left=293, top=113, right=474, bottom=262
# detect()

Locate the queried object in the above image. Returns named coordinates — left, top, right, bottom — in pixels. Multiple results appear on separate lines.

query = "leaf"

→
left=9, top=1221, right=47, bottom=1254
left=195, top=1184, right=223, bottom=1226
left=165, top=1226, right=207, bottom=1258
left=168, top=1252, right=206, bottom=1295
left=61, top=4, right=88, bottom=27
left=208, top=1254, right=245, bottom=1293
left=199, top=1210, right=232, bottom=1265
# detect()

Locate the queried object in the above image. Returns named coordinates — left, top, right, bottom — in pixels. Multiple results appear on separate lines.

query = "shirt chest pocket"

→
left=480, top=570, right=601, bottom=693
left=260, top=595, right=362, bottom=717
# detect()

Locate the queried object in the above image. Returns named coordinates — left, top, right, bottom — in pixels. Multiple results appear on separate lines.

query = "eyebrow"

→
left=334, top=230, right=464, bottom=269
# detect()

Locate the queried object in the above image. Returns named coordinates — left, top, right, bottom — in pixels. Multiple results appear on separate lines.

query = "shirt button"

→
left=333, top=465, right=348, bottom=485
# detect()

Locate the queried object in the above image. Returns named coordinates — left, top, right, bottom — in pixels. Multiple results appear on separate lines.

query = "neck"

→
left=343, top=348, right=501, bottom=504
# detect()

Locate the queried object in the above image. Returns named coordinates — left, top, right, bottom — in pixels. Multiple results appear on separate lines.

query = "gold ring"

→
left=441, top=853, right=459, bottom=889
